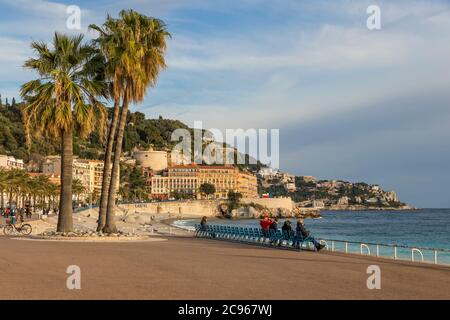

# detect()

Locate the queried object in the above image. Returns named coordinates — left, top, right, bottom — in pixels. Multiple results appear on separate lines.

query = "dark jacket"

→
left=269, top=221, right=278, bottom=231
left=281, top=222, right=292, bottom=232
left=296, top=223, right=310, bottom=238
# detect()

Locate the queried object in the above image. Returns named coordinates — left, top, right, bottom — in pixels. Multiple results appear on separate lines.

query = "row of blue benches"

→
left=194, top=224, right=319, bottom=250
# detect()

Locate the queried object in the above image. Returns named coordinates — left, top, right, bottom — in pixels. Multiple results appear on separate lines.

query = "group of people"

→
left=0, top=207, right=25, bottom=225
left=1, top=206, right=56, bottom=224
left=259, top=214, right=325, bottom=251
left=199, top=215, right=325, bottom=252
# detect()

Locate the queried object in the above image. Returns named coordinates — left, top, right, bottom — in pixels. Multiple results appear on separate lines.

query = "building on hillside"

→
left=28, top=172, right=61, bottom=185
left=41, top=156, right=116, bottom=201
left=133, top=148, right=168, bottom=173
left=0, top=155, right=25, bottom=170
left=0, top=155, right=25, bottom=208
left=300, top=176, right=316, bottom=183
left=41, top=155, right=61, bottom=175
left=279, top=172, right=295, bottom=184
left=284, top=182, right=297, bottom=192
left=258, top=167, right=277, bottom=178
left=150, top=164, right=258, bottom=200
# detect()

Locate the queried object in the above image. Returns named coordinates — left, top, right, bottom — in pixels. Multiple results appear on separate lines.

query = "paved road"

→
left=0, top=236, right=449, bottom=299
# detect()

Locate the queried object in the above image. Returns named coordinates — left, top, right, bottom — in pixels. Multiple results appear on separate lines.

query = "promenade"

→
left=0, top=235, right=449, bottom=299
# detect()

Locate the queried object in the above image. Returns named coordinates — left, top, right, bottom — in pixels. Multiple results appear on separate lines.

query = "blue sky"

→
left=1, top=0, right=450, bottom=207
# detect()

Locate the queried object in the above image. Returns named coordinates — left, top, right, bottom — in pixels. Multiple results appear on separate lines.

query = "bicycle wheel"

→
left=3, top=225, right=14, bottom=235
left=20, top=224, right=32, bottom=236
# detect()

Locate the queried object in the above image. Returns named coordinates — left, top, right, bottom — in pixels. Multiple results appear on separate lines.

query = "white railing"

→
left=191, top=224, right=450, bottom=266
left=319, top=238, right=450, bottom=266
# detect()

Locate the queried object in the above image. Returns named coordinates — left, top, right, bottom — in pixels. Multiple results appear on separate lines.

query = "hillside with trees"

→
left=0, top=97, right=190, bottom=162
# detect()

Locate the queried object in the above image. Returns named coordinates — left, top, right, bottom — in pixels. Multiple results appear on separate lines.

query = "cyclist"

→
left=10, top=208, right=17, bottom=225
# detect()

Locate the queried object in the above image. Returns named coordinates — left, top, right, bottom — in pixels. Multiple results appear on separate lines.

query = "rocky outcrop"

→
left=337, top=196, right=349, bottom=205
left=325, top=204, right=416, bottom=211
left=221, top=203, right=321, bottom=219
left=291, top=205, right=321, bottom=218
left=312, top=200, right=325, bottom=208
left=384, top=191, right=399, bottom=202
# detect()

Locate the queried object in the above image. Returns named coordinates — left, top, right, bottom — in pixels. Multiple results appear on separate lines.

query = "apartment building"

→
left=0, top=155, right=25, bottom=170
left=150, top=164, right=258, bottom=200
left=42, top=156, right=113, bottom=199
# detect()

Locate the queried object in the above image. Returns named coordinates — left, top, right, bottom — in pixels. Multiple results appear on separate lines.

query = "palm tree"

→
left=47, top=182, right=60, bottom=211
left=89, top=16, right=126, bottom=231
left=5, top=169, right=28, bottom=208
left=72, top=178, right=86, bottom=205
left=20, top=33, right=108, bottom=232
left=91, top=10, right=170, bottom=233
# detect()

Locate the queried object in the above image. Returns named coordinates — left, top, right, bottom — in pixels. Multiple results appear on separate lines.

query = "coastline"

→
left=306, top=205, right=418, bottom=211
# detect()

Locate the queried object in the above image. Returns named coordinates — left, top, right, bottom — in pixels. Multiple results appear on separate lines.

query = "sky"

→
left=0, top=0, right=450, bottom=208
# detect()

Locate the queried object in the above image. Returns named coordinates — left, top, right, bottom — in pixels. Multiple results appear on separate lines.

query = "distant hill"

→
left=258, top=175, right=413, bottom=210
left=0, top=98, right=190, bottom=162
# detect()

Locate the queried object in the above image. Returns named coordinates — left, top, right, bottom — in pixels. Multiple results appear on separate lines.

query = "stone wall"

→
left=118, top=197, right=294, bottom=218
left=241, top=197, right=294, bottom=211
left=118, top=200, right=220, bottom=217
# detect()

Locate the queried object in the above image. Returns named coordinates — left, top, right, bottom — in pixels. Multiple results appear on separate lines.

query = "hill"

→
left=0, top=98, right=190, bottom=162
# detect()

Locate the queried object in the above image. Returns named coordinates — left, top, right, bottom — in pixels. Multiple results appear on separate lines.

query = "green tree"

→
left=20, top=33, right=107, bottom=232
left=72, top=179, right=86, bottom=204
left=199, top=183, right=216, bottom=199
left=227, top=191, right=243, bottom=202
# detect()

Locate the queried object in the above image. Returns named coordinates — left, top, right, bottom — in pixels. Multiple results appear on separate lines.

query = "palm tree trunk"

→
left=97, top=100, right=120, bottom=231
left=57, top=127, right=74, bottom=232
left=104, top=96, right=128, bottom=233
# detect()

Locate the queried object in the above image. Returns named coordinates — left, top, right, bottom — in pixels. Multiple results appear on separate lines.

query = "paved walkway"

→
left=0, top=236, right=448, bottom=299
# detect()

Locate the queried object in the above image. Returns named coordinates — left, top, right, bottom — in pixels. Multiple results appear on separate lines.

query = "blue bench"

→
left=195, top=224, right=320, bottom=251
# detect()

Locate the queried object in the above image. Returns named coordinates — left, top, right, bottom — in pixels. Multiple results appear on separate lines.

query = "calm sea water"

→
left=174, top=209, right=450, bottom=264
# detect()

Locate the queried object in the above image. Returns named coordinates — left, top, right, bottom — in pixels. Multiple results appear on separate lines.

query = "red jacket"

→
left=260, top=219, right=273, bottom=231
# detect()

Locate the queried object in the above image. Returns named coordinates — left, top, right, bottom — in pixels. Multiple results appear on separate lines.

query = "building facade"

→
left=150, top=164, right=258, bottom=200
left=0, top=155, right=25, bottom=170
left=133, top=148, right=168, bottom=173
left=42, top=156, right=113, bottom=200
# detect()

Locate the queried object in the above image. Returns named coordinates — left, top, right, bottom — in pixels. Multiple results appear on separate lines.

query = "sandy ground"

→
left=0, top=235, right=449, bottom=299
left=6, top=206, right=196, bottom=237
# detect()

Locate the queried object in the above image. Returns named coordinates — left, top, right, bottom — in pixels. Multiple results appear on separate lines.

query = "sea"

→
left=173, top=209, right=450, bottom=265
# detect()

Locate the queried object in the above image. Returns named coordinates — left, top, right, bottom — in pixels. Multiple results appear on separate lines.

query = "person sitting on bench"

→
left=269, top=217, right=279, bottom=244
left=296, top=219, right=325, bottom=251
left=282, top=220, right=292, bottom=232
left=259, top=214, right=273, bottom=237
left=200, top=216, right=208, bottom=231
left=200, top=216, right=215, bottom=238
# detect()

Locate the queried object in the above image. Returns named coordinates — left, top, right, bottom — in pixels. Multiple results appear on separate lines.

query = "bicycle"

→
left=3, top=220, right=32, bottom=236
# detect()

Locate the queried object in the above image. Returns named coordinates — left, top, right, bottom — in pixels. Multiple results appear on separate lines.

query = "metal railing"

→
left=318, top=238, right=450, bottom=266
